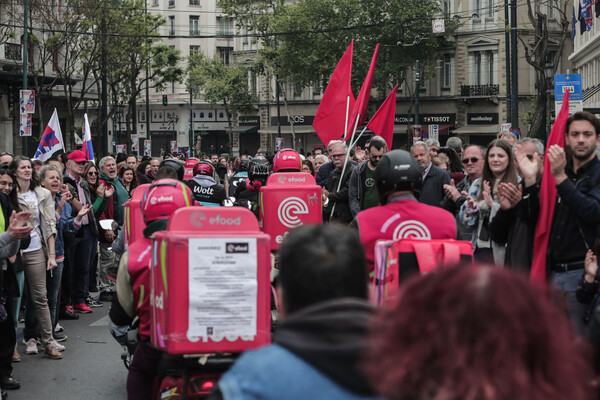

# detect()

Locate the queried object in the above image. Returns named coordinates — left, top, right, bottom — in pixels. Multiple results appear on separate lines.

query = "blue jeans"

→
left=12, top=270, right=24, bottom=332
left=552, top=269, right=588, bottom=335
left=71, top=226, right=97, bottom=304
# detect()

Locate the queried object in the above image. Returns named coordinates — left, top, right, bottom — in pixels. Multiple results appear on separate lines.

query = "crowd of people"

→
left=1, top=110, right=600, bottom=399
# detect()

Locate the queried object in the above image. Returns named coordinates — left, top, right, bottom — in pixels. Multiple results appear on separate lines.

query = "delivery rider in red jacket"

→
left=355, top=150, right=457, bottom=276
left=112, top=179, right=193, bottom=400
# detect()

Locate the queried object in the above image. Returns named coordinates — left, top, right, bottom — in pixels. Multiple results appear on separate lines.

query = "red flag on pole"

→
left=313, top=41, right=355, bottom=146
left=344, top=43, right=379, bottom=142
left=366, top=84, right=398, bottom=149
left=530, top=90, right=570, bottom=286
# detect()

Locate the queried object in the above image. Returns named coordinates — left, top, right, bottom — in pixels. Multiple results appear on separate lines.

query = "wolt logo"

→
left=277, top=197, right=309, bottom=228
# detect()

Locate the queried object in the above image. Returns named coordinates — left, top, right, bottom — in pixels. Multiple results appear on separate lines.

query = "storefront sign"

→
left=467, top=113, right=499, bottom=124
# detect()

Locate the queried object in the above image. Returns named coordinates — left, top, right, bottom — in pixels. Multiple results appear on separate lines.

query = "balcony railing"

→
left=461, top=84, right=499, bottom=97
left=4, top=43, right=22, bottom=61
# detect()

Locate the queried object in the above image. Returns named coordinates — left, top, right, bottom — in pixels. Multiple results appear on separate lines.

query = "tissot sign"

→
left=393, top=114, right=456, bottom=125
left=467, top=113, right=499, bottom=124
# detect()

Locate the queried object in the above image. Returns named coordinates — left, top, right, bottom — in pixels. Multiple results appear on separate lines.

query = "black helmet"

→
left=374, top=150, right=422, bottom=204
left=239, top=158, right=250, bottom=171
left=248, top=156, right=271, bottom=182
left=159, top=159, right=184, bottom=181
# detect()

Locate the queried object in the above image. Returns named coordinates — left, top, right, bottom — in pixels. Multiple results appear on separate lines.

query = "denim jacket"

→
left=54, top=193, right=81, bottom=260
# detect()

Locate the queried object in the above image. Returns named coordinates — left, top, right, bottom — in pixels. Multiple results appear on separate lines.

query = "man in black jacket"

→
left=520, top=111, right=600, bottom=334
left=348, top=136, right=388, bottom=218
left=323, top=142, right=355, bottom=223
left=411, top=141, right=451, bottom=207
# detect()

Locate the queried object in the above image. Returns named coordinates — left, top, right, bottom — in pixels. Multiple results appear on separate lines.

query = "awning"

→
left=259, top=126, right=316, bottom=134
left=231, top=125, right=259, bottom=133
left=451, top=124, right=500, bottom=134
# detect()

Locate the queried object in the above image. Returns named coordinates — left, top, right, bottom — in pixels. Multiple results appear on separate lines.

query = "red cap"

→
left=67, top=150, right=86, bottom=162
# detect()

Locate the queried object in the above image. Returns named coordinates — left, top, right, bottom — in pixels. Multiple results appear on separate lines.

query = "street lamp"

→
left=544, top=62, right=554, bottom=142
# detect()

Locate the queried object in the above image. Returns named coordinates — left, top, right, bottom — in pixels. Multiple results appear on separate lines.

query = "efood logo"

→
left=226, top=243, right=249, bottom=253
left=190, top=210, right=207, bottom=227
left=209, top=214, right=242, bottom=226
left=150, top=195, right=173, bottom=205
left=277, top=175, right=307, bottom=184
left=392, top=220, right=432, bottom=240
left=278, top=197, right=309, bottom=228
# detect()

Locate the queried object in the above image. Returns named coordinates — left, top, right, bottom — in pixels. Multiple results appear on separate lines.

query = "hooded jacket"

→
left=185, top=175, right=226, bottom=206
left=216, top=298, right=381, bottom=400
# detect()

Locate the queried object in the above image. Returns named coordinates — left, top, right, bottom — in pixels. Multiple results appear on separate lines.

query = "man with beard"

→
left=520, top=111, right=600, bottom=334
left=349, top=136, right=388, bottom=218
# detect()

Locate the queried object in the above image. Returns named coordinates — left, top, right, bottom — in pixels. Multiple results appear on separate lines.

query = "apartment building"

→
left=570, top=2, right=600, bottom=117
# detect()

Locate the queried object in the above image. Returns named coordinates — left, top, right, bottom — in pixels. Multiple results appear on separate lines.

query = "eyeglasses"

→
left=0, top=152, right=13, bottom=157
left=331, top=153, right=345, bottom=158
left=462, top=157, right=481, bottom=164
left=87, top=171, right=98, bottom=176
left=76, top=161, right=87, bottom=165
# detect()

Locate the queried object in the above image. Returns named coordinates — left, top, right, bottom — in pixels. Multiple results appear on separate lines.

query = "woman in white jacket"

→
left=10, top=156, right=62, bottom=359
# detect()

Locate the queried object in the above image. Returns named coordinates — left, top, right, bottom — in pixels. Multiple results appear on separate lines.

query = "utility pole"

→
left=505, top=0, right=511, bottom=122
left=415, top=60, right=420, bottom=126
left=101, top=17, right=108, bottom=156
left=22, top=0, right=29, bottom=156
left=189, top=88, right=194, bottom=157
left=510, top=0, right=518, bottom=128
left=276, top=76, right=281, bottom=148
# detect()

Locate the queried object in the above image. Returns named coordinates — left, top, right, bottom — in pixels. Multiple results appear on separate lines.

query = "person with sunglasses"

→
left=441, top=145, right=485, bottom=241
left=348, top=136, right=388, bottom=218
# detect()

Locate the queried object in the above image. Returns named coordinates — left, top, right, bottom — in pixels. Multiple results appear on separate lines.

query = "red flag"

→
left=344, top=43, right=379, bottom=142
left=366, top=85, right=398, bottom=149
left=313, top=41, right=355, bottom=146
left=530, top=90, right=570, bottom=286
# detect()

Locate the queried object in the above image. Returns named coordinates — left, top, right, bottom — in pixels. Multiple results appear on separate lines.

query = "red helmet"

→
left=140, top=179, right=193, bottom=224
left=273, top=148, right=301, bottom=172
left=193, top=160, right=215, bottom=177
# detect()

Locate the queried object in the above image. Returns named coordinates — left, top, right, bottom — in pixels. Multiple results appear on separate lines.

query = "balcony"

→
left=460, top=84, right=499, bottom=97
left=4, top=43, right=22, bottom=61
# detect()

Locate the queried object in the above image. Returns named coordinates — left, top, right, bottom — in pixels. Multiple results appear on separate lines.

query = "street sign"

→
left=19, top=113, right=32, bottom=136
left=144, top=140, right=152, bottom=156
left=432, top=19, right=445, bottom=33
left=20, top=90, right=35, bottom=114
left=429, top=124, right=439, bottom=141
left=554, top=74, right=583, bottom=116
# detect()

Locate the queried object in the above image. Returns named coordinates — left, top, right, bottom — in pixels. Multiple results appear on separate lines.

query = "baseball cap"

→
left=67, top=150, right=86, bottom=162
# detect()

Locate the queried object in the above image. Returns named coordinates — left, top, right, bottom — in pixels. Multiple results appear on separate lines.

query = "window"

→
left=168, top=16, right=175, bottom=36
left=189, top=0, right=199, bottom=5
left=189, top=16, right=199, bottom=36
left=312, top=80, right=321, bottom=95
left=250, top=70, right=257, bottom=97
left=189, top=45, right=200, bottom=56
left=217, top=17, right=231, bottom=36
left=487, top=51, right=494, bottom=83
left=152, top=0, right=158, bottom=5
left=294, top=83, right=302, bottom=97
left=168, top=0, right=174, bottom=6
left=475, top=52, right=482, bottom=85
left=442, top=55, right=451, bottom=88
left=487, top=0, right=493, bottom=17
left=217, top=47, right=233, bottom=66
left=443, top=0, right=451, bottom=17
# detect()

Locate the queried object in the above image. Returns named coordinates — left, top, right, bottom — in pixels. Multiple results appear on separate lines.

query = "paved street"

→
left=9, top=304, right=127, bottom=400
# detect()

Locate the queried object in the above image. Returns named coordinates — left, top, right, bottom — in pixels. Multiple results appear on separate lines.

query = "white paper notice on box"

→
left=188, top=238, right=258, bottom=338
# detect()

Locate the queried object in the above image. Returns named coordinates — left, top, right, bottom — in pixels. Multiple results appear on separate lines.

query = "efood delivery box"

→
left=150, top=207, right=271, bottom=355
left=123, top=183, right=151, bottom=248
left=259, top=172, right=322, bottom=250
